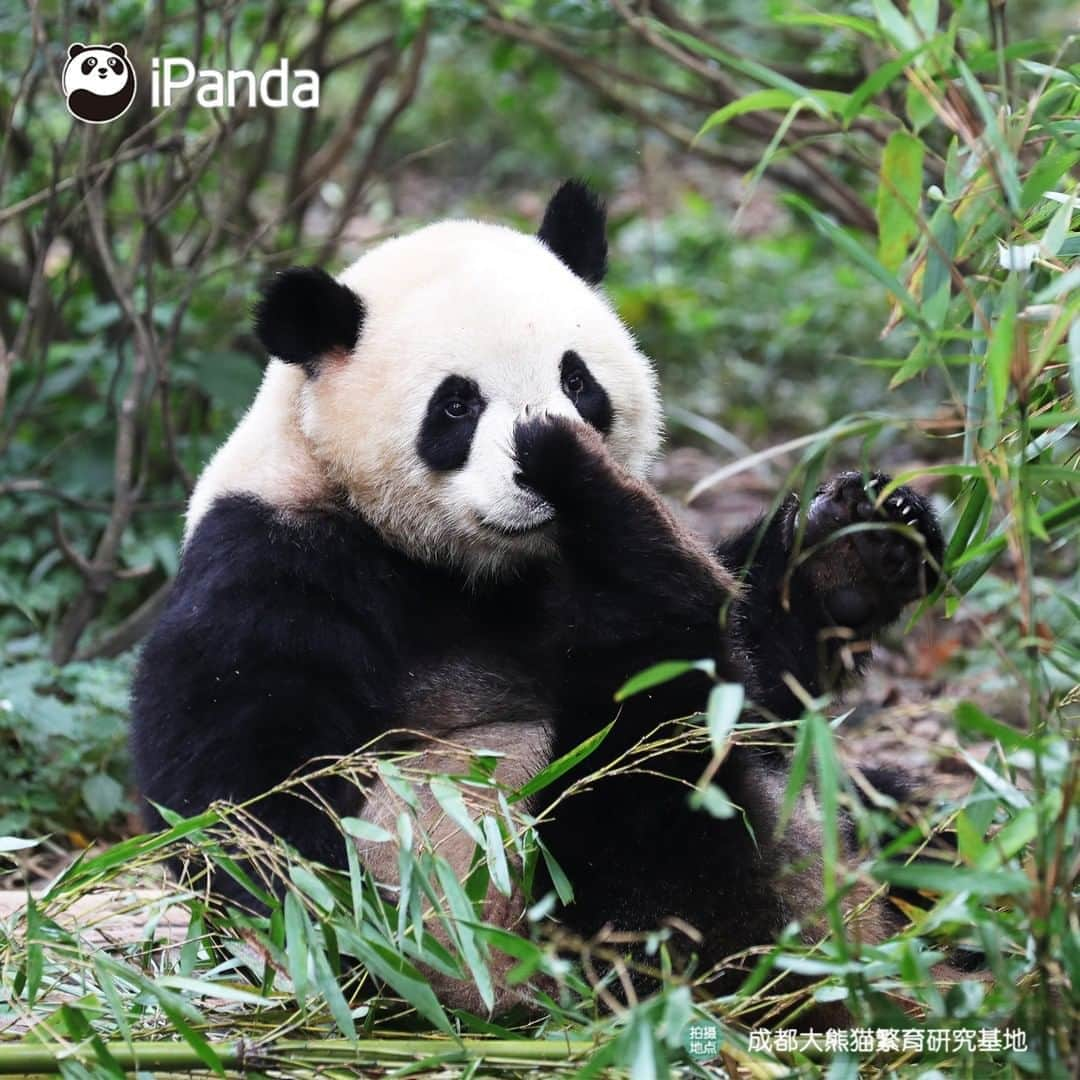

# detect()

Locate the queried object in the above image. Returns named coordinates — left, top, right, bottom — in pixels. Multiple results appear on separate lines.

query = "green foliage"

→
left=610, top=197, right=902, bottom=435
left=0, top=640, right=133, bottom=836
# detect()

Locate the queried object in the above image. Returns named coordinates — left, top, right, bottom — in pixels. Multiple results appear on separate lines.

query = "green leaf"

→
left=872, top=0, right=920, bottom=51
left=956, top=59, right=1021, bottom=212
left=1019, top=59, right=1080, bottom=87
left=954, top=701, right=1037, bottom=749
left=154, top=977, right=270, bottom=1006
left=536, top=836, right=574, bottom=904
left=787, top=194, right=928, bottom=331
left=705, top=682, right=743, bottom=755
left=284, top=892, right=312, bottom=1007
left=510, top=719, right=614, bottom=803
left=310, top=944, right=357, bottom=1039
left=905, top=80, right=936, bottom=132
left=482, top=815, right=512, bottom=897
left=772, top=12, right=882, bottom=39
left=658, top=23, right=826, bottom=103
left=1033, top=263, right=1080, bottom=303
left=1020, top=152, right=1080, bottom=212
left=699, top=89, right=824, bottom=138
left=341, top=817, right=393, bottom=844
left=778, top=711, right=813, bottom=832
left=877, top=131, right=925, bottom=272
left=81, top=773, right=124, bottom=823
left=430, top=777, right=483, bottom=844
left=843, top=45, right=927, bottom=125
left=614, top=659, right=713, bottom=702
left=688, top=783, right=736, bottom=819
left=434, top=857, right=494, bottom=1012
left=338, top=928, right=453, bottom=1034
left=909, top=0, right=939, bottom=37
left=987, top=275, right=1018, bottom=419
left=923, top=204, right=957, bottom=328
left=955, top=811, right=987, bottom=865
left=1069, top=319, right=1080, bottom=401
left=288, top=865, right=336, bottom=913
left=873, top=861, right=1031, bottom=895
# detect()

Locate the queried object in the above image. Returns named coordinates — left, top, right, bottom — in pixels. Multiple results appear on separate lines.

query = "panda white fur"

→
left=132, top=182, right=943, bottom=1017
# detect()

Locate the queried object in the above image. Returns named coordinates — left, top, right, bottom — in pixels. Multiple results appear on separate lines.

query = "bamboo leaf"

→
left=954, top=701, right=1037, bottom=749
left=434, top=858, right=494, bottom=1012
left=955, top=58, right=1022, bottom=212
left=289, top=865, right=336, bottom=914
left=1070, top=319, right=1080, bottom=400
left=842, top=45, right=927, bottom=125
left=536, top=836, right=574, bottom=905
left=341, top=817, right=394, bottom=844
left=510, top=719, right=614, bottom=803
left=705, top=682, right=744, bottom=755
left=923, top=204, right=957, bottom=328
left=482, top=815, right=512, bottom=897
left=987, top=276, right=1018, bottom=419
left=787, top=194, right=929, bottom=330
left=699, top=90, right=812, bottom=137
left=873, top=861, right=1031, bottom=895
left=430, top=777, right=484, bottom=844
left=615, top=659, right=713, bottom=702
left=877, top=131, right=925, bottom=272
left=338, top=929, right=454, bottom=1034
left=872, top=0, right=920, bottom=51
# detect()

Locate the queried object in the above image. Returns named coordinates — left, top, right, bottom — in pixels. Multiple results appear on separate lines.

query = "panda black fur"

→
left=131, top=182, right=943, bottom=1014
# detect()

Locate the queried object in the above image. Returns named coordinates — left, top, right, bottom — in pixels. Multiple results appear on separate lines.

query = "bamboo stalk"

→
left=0, top=1038, right=598, bottom=1075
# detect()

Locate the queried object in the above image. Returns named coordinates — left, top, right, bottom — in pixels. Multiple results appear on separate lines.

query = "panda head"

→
left=253, top=181, right=661, bottom=576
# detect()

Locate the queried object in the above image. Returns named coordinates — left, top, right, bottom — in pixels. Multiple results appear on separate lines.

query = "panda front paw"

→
left=513, top=414, right=612, bottom=512
left=800, top=471, right=943, bottom=630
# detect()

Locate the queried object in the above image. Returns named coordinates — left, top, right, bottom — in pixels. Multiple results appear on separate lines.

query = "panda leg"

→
left=717, top=471, right=943, bottom=720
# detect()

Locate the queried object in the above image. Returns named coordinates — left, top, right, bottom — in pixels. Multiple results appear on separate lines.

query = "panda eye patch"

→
left=109, top=57, right=122, bottom=71
left=418, top=375, right=486, bottom=471
left=82, top=56, right=97, bottom=74
left=560, top=351, right=613, bottom=435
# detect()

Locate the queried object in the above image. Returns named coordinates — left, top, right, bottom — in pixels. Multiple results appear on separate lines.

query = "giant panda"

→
left=131, top=181, right=943, bottom=1016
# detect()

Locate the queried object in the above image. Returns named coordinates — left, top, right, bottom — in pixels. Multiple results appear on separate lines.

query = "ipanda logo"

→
left=150, top=58, right=319, bottom=109
left=62, top=41, right=319, bottom=124
left=62, top=43, right=137, bottom=124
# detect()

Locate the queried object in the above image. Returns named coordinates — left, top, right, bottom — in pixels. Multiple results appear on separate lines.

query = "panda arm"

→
left=131, top=495, right=402, bottom=903
left=515, top=416, right=739, bottom=737
left=715, top=473, right=943, bottom=720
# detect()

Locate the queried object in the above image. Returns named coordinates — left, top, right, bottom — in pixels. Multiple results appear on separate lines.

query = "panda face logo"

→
left=62, top=43, right=136, bottom=124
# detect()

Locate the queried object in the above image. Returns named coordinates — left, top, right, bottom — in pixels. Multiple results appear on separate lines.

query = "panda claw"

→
left=801, top=470, right=944, bottom=622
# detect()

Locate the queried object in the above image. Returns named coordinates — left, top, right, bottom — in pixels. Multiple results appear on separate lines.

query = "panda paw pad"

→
left=802, top=472, right=943, bottom=628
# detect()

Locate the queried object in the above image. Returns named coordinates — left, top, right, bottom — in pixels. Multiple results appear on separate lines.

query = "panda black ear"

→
left=68, top=43, right=86, bottom=58
left=108, top=42, right=127, bottom=58
left=537, top=179, right=607, bottom=285
left=253, top=266, right=365, bottom=368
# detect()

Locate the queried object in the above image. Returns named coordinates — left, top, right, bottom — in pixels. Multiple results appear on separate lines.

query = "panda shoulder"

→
left=178, top=494, right=398, bottom=606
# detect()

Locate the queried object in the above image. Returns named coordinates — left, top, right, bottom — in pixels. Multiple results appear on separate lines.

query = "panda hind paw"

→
left=801, top=471, right=943, bottom=629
